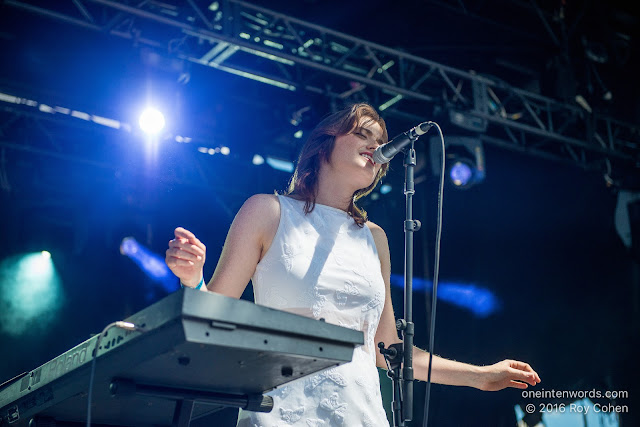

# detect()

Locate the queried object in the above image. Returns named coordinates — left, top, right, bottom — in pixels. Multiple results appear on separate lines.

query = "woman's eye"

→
left=355, top=132, right=366, bottom=139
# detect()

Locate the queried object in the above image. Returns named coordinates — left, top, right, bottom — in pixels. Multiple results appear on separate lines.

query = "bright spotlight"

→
left=41, top=250, right=51, bottom=259
left=139, top=108, right=166, bottom=135
left=252, top=154, right=265, bottom=165
left=220, top=146, right=230, bottom=155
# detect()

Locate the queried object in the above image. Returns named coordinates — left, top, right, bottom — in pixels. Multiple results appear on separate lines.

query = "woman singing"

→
left=165, top=103, right=540, bottom=426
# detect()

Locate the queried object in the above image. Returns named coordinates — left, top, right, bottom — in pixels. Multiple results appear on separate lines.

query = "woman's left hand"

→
left=477, top=360, right=541, bottom=391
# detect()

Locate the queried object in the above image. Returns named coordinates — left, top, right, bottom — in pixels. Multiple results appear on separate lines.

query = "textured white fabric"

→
left=236, top=195, right=390, bottom=427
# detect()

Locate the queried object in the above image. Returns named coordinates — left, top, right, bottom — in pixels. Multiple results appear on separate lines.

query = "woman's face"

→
left=325, top=118, right=384, bottom=190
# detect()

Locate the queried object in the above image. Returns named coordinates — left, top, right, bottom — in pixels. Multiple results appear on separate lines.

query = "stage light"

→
left=196, top=146, right=230, bottom=156
left=252, top=154, right=265, bottom=165
left=0, top=253, right=63, bottom=336
left=120, top=237, right=177, bottom=294
left=380, top=184, right=392, bottom=194
left=379, top=94, right=403, bottom=111
left=431, top=136, right=485, bottom=189
left=266, top=156, right=295, bottom=173
left=449, top=159, right=474, bottom=187
left=449, top=109, right=488, bottom=132
left=120, top=236, right=138, bottom=255
left=138, top=108, right=165, bottom=135
left=389, top=274, right=499, bottom=317
left=294, top=130, right=303, bottom=139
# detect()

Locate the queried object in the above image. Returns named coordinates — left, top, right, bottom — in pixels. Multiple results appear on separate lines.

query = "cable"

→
left=86, top=321, right=144, bottom=427
left=422, top=123, right=446, bottom=427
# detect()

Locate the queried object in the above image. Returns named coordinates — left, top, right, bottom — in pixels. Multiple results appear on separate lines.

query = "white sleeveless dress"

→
left=236, top=195, right=390, bottom=427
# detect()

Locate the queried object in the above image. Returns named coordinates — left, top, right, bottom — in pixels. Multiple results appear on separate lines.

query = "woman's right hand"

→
left=165, top=227, right=206, bottom=287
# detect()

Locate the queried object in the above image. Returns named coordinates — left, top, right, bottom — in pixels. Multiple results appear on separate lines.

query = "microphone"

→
left=373, top=122, right=434, bottom=164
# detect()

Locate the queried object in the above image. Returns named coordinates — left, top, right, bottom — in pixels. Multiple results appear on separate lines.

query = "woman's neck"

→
left=314, top=166, right=357, bottom=212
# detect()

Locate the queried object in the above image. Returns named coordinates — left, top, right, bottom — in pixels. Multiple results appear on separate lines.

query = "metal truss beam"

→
left=5, top=0, right=640, bottom=172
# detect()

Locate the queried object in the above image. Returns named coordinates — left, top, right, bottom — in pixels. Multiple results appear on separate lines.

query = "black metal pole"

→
left=379, top=136, right=423, bottom=426
left=402, top=141, right=419, bottom=424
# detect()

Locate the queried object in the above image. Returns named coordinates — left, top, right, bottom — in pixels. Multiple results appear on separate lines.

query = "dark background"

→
left=0, top=1, right=639, bottom=426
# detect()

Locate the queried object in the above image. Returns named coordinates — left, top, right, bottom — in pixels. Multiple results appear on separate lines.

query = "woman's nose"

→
left=368, top=140, right=382, bottom=150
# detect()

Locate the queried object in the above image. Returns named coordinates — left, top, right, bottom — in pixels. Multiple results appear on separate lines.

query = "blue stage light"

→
left=390, top=274, right=500, bottom=317
left=431, top=137, right=486, bottom=189
left=120, top=237, right=177, bottom=293
left=449, top=160, right=474, bottom=187
left=138, top=108, right=166, bottom=135
left=266, top=156, right=295, bottom=173
left=380, top=184, right=392, bottom=194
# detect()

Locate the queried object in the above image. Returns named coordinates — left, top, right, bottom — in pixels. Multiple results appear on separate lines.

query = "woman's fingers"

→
left=168, top=239, right=205, bottom=258
left=174, top=227, right=206, bottom=247
left=166, top=228, right=206, bottom=285
left=174, top=227, right=195, bottom=239
left=506, top=361, right=540, bottom=386
left=166, top=247, right=202, bottom=263
left=511, top=361, right=541, bottom=383
left=166, top=257, right=195, bottom=267
left=173, top=228, right=206, bottom=253
left=508, top=368, right=538, bottom=386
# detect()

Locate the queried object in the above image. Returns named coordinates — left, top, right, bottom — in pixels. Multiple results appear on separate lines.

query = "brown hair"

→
left=286, top=103, right=389, bottom=227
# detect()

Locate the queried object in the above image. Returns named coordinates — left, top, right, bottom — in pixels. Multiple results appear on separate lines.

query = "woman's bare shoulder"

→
left=242, top=193, right=280, bottom=211
left=235, top=193, right=281, bottom=231
left=365, top=220, right=387, bottom=239
left=366, top=219, right=390, bottom=252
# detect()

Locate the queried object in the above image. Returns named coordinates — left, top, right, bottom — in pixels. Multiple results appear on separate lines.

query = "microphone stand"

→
left=379, top=137, right=419, bottom=426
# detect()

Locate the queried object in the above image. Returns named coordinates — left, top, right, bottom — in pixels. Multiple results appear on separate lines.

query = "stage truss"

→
left=2, top=0, right=640, bottom=175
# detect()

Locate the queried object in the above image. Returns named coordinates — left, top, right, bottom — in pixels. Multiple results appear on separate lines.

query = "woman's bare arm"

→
left=367, top=221, right=541, bottom=390
left=166, top=194, right=280, bottom=299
